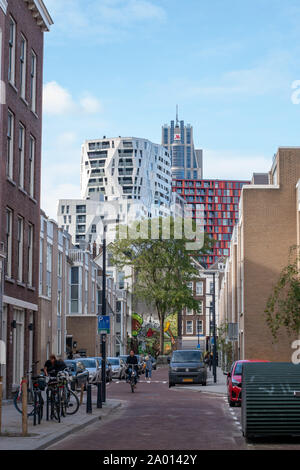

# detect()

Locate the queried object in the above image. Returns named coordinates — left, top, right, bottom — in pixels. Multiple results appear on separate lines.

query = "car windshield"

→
left=78, top=359, right=97, bottom=368
left=234, top=363, right=244, bottom=375
left=172, top=351, right=203, bottom=363
left=108, top=358, right=119, bottom=366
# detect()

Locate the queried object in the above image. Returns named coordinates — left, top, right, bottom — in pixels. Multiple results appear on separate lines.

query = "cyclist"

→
left=44, top=354, right=67, bottom=377
left=126, top=350, right=139, bottom=383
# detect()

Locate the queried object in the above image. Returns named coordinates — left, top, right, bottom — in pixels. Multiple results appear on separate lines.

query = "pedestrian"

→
left=44, top=354, right=67, bottom=377
left=145, top=355, right=152, bottom=381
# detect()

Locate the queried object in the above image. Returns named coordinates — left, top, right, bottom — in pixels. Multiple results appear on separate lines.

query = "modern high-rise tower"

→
left=162, top=108, right=203, bottom=180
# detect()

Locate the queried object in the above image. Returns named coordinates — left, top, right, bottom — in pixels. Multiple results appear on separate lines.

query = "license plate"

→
left=183, top=378, right=193, bottom=383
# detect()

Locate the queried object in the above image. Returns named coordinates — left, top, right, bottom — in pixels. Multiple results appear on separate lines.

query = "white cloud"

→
left=43, top=81, right=75, bottom=115
left=80, top=94, right=102, bottom=114
left=43, top=82, right=102, bottom=116
left=204, top=149, right=271, bottom=181
left=45, top=0, right=166, bottom=42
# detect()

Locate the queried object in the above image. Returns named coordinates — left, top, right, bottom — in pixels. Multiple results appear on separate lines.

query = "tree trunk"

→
left=159, top=315, right=165, bottom=355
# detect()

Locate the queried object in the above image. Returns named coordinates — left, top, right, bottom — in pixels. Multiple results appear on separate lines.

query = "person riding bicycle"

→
left=44, top=354, right=67, bottom=377
left=126, top=350, right=139, bottom=383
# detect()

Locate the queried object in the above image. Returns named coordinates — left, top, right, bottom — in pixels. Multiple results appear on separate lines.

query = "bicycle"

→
left=46, top=376, right=61, bottom=422
left=57, top=370, right=80, bottom=417
left=14, top=361, right=46, bottom=421
left=127, top=366, right=138, bottom=393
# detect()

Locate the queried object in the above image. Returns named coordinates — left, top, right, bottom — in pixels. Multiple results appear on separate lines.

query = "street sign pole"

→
left=212, top=272, right=217, bottom=384
left=101, top=333, right=106, bottom=402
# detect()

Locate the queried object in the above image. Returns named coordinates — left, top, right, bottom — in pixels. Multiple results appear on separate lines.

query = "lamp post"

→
left=101, top=222, right=107, bottom=402
left=204, top=270, right=217, bottom=384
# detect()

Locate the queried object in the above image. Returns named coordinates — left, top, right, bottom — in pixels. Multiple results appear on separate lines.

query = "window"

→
left=71, top=266, right=82, bottom=314
left=29, top=136, right=35, bottom=197
left=27, top=224, right=33, bottom=287
left=17, top=217, right=24, bottom=282
left=186, top=308, right=194, bottom=316
left=76, top=205, right=86, bottom=214
left=58, top=251, right=62, bottom=278
left=39, top=238, right=43, bottom=295
left=8, top=17, right=16, bottom=84
left=20, top=35, right=27, bottom=99
left=197, top=301, right=203, bottom=315
left=118, top=271, right=125, bottom=290
left=196, top=282, right=203, bottom=295
left=91, top=224, right=96, bottom=233
left=18, top=124, right=25, bottom=188
left=30, top=51, right=37, bottom=112
left=46, top=244, right=52, bottom=297
left=7, top=110, right=14, bottom=179
left=196, top=320, right=203, bottom=334
left=186, top=320, right=193, bottom=334
left=6, top=209, right=13, bottom=278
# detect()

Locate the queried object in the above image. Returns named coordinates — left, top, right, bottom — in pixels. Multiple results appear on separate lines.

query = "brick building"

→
left=172, top=179, right=249, bottom=267
left=0, top=0, right=52, bottom=396
left=219, top=148, right=300, bottom=362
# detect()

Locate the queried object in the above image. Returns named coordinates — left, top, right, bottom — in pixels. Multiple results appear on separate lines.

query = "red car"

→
left=226, top=359, right=269, bottom=407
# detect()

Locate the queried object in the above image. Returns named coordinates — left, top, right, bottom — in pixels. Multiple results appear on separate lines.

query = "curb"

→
left=36, top=401, right=122, bottom=450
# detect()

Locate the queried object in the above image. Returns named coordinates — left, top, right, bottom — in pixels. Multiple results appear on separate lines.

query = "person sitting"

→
left=126, top=350, right=139, bottom=382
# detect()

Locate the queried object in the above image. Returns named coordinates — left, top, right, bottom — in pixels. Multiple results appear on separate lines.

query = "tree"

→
left=110, top=216, right=214, bottom=354
left=265, top=246, right=300, bottom=341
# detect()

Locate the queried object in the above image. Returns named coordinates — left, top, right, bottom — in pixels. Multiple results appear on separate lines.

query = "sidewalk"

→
left=0, top=394, right=122, bottom=450
left=182, top=367, right=227, bottom=395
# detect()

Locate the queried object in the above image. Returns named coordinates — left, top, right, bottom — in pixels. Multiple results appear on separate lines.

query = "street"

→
left=47, top=367, right=300, bottom=451
left=48, top=367, right=245, bottom=450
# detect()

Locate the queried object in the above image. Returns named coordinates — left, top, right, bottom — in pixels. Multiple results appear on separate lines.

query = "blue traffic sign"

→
left=98, top=315, right=110, bottom=333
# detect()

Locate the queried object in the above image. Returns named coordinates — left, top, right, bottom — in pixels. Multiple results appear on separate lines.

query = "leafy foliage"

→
left=265, top=246, right=300, bottom=341
left=110, top=217, right=214, bottom=353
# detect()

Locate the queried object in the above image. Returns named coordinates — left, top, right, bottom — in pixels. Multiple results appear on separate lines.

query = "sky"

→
left=42, top=0, right=300, bottom=219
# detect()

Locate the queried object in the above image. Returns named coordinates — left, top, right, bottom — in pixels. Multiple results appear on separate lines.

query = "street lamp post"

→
left=204, top=270, right=217, bottom=384
left=101, top=223, right=107, bottom=402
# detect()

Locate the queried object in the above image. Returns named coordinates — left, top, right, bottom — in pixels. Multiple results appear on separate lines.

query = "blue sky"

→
left=42, top=0, right=300, bottom=218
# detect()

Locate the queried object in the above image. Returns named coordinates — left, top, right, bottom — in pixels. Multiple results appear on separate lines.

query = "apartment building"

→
left=172, top=179, right=249, bottom=266
left=0, top=0, right=52, bottom=396
left=38, top=212, right=72, bottom=366
left=219, top=148, right=300, bottom=362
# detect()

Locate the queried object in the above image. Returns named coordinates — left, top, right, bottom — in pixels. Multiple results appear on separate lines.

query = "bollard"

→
left=33, top=390, right=37, bottom=426
left=86, top=384, right=92, bottom=414
left=0, top=376, right=2, bottom=435
left=97, top=382, right=102, bottom=409
left=22, top=377, right=28, bottom=436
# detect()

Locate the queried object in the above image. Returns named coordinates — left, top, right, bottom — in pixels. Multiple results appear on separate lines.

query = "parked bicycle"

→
left=14, top=361, right=46, bottom=422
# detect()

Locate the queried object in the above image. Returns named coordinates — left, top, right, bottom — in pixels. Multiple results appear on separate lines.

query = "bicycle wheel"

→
left=38, top=392, right=44, bottom=423
left=60, top=387, right=67, bottom=418
left=14, top=387, right=35, bottom=416
left=66, top=389, right=80, bottom=415
left=50, top=389, right=61, bottom=423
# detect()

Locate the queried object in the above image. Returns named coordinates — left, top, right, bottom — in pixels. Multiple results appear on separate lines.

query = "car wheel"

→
left=169, top=382, right=174, bottom=388
left=202, top=381, right=207, bottom=386
left=229, top=398, right=235, bottom=407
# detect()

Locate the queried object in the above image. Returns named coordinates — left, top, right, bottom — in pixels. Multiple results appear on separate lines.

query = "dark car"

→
left=94, top=357, right=113, bottom=382
left=169, top=349, right=207, bottom=387
left=65, top=359, right=89, bottom=391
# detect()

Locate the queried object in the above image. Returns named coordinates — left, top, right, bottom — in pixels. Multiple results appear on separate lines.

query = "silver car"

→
left=108, top=357, right=126, bottom=380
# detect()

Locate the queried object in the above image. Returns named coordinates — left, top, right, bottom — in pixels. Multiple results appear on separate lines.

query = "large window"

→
left=7, top=110, right=14, bottom=179
left=17, top=217, right=24, bottom=282
left=29, top=136, right=35, bottom=197
left=46, top=244, right=52, bottom=297
left=196, top=281, right=203, bottom=296
left=186, top=320, right=193, bottom=334
left=8, top=17, right=16, bottom=84
left=27, top=224, right=33, bottom=287
left=18, top=124, right=25, bottom=188
left=20, top=35, right=27, bottom=99
left=71, top=266, right=82, bottom=314
left=6, top=209, right=13, bottom=279
left=30, top=51, right=37, bottom=112
left=39, top=238, right=43, bottom=295
left=196, top=320, right=203, bottom=334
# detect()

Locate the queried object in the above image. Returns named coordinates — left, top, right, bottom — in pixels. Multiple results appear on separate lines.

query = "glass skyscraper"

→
left=162, top=110, right=203, bottom=180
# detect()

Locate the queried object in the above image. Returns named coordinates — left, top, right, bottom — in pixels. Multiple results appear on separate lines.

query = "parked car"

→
left=75, top=358, right=99, bottom=383
left=65, top=360, right=89, bottom=391
left=226, top=359, right=270, bottom=407
left=93, top=357, right=113, bottom=382
left=169, top=349, right=207, bottom=387
left=108, top=357, right=126, bottom=380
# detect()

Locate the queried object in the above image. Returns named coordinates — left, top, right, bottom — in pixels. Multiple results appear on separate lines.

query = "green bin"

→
left=242, top=362, right=300, bottom=439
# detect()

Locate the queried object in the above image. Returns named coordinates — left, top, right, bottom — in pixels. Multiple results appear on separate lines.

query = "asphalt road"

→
left=48, top=367, right=247, bottom=450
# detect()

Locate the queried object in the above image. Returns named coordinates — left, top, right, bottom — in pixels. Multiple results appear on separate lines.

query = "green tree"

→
left=110, top=216, right=214, bottom=354
left=265, top=246, right=300, bottom=341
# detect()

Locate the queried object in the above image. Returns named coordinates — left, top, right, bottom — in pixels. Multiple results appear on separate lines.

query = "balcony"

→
left=68, top=249, right=84, bottom=264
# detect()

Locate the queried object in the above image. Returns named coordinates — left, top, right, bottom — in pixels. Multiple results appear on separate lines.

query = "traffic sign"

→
left=98, top=315, right=110, bottom=334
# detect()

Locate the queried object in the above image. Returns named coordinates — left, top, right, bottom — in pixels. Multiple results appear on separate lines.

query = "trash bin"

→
left=242, top=362, right=300, bottom=439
